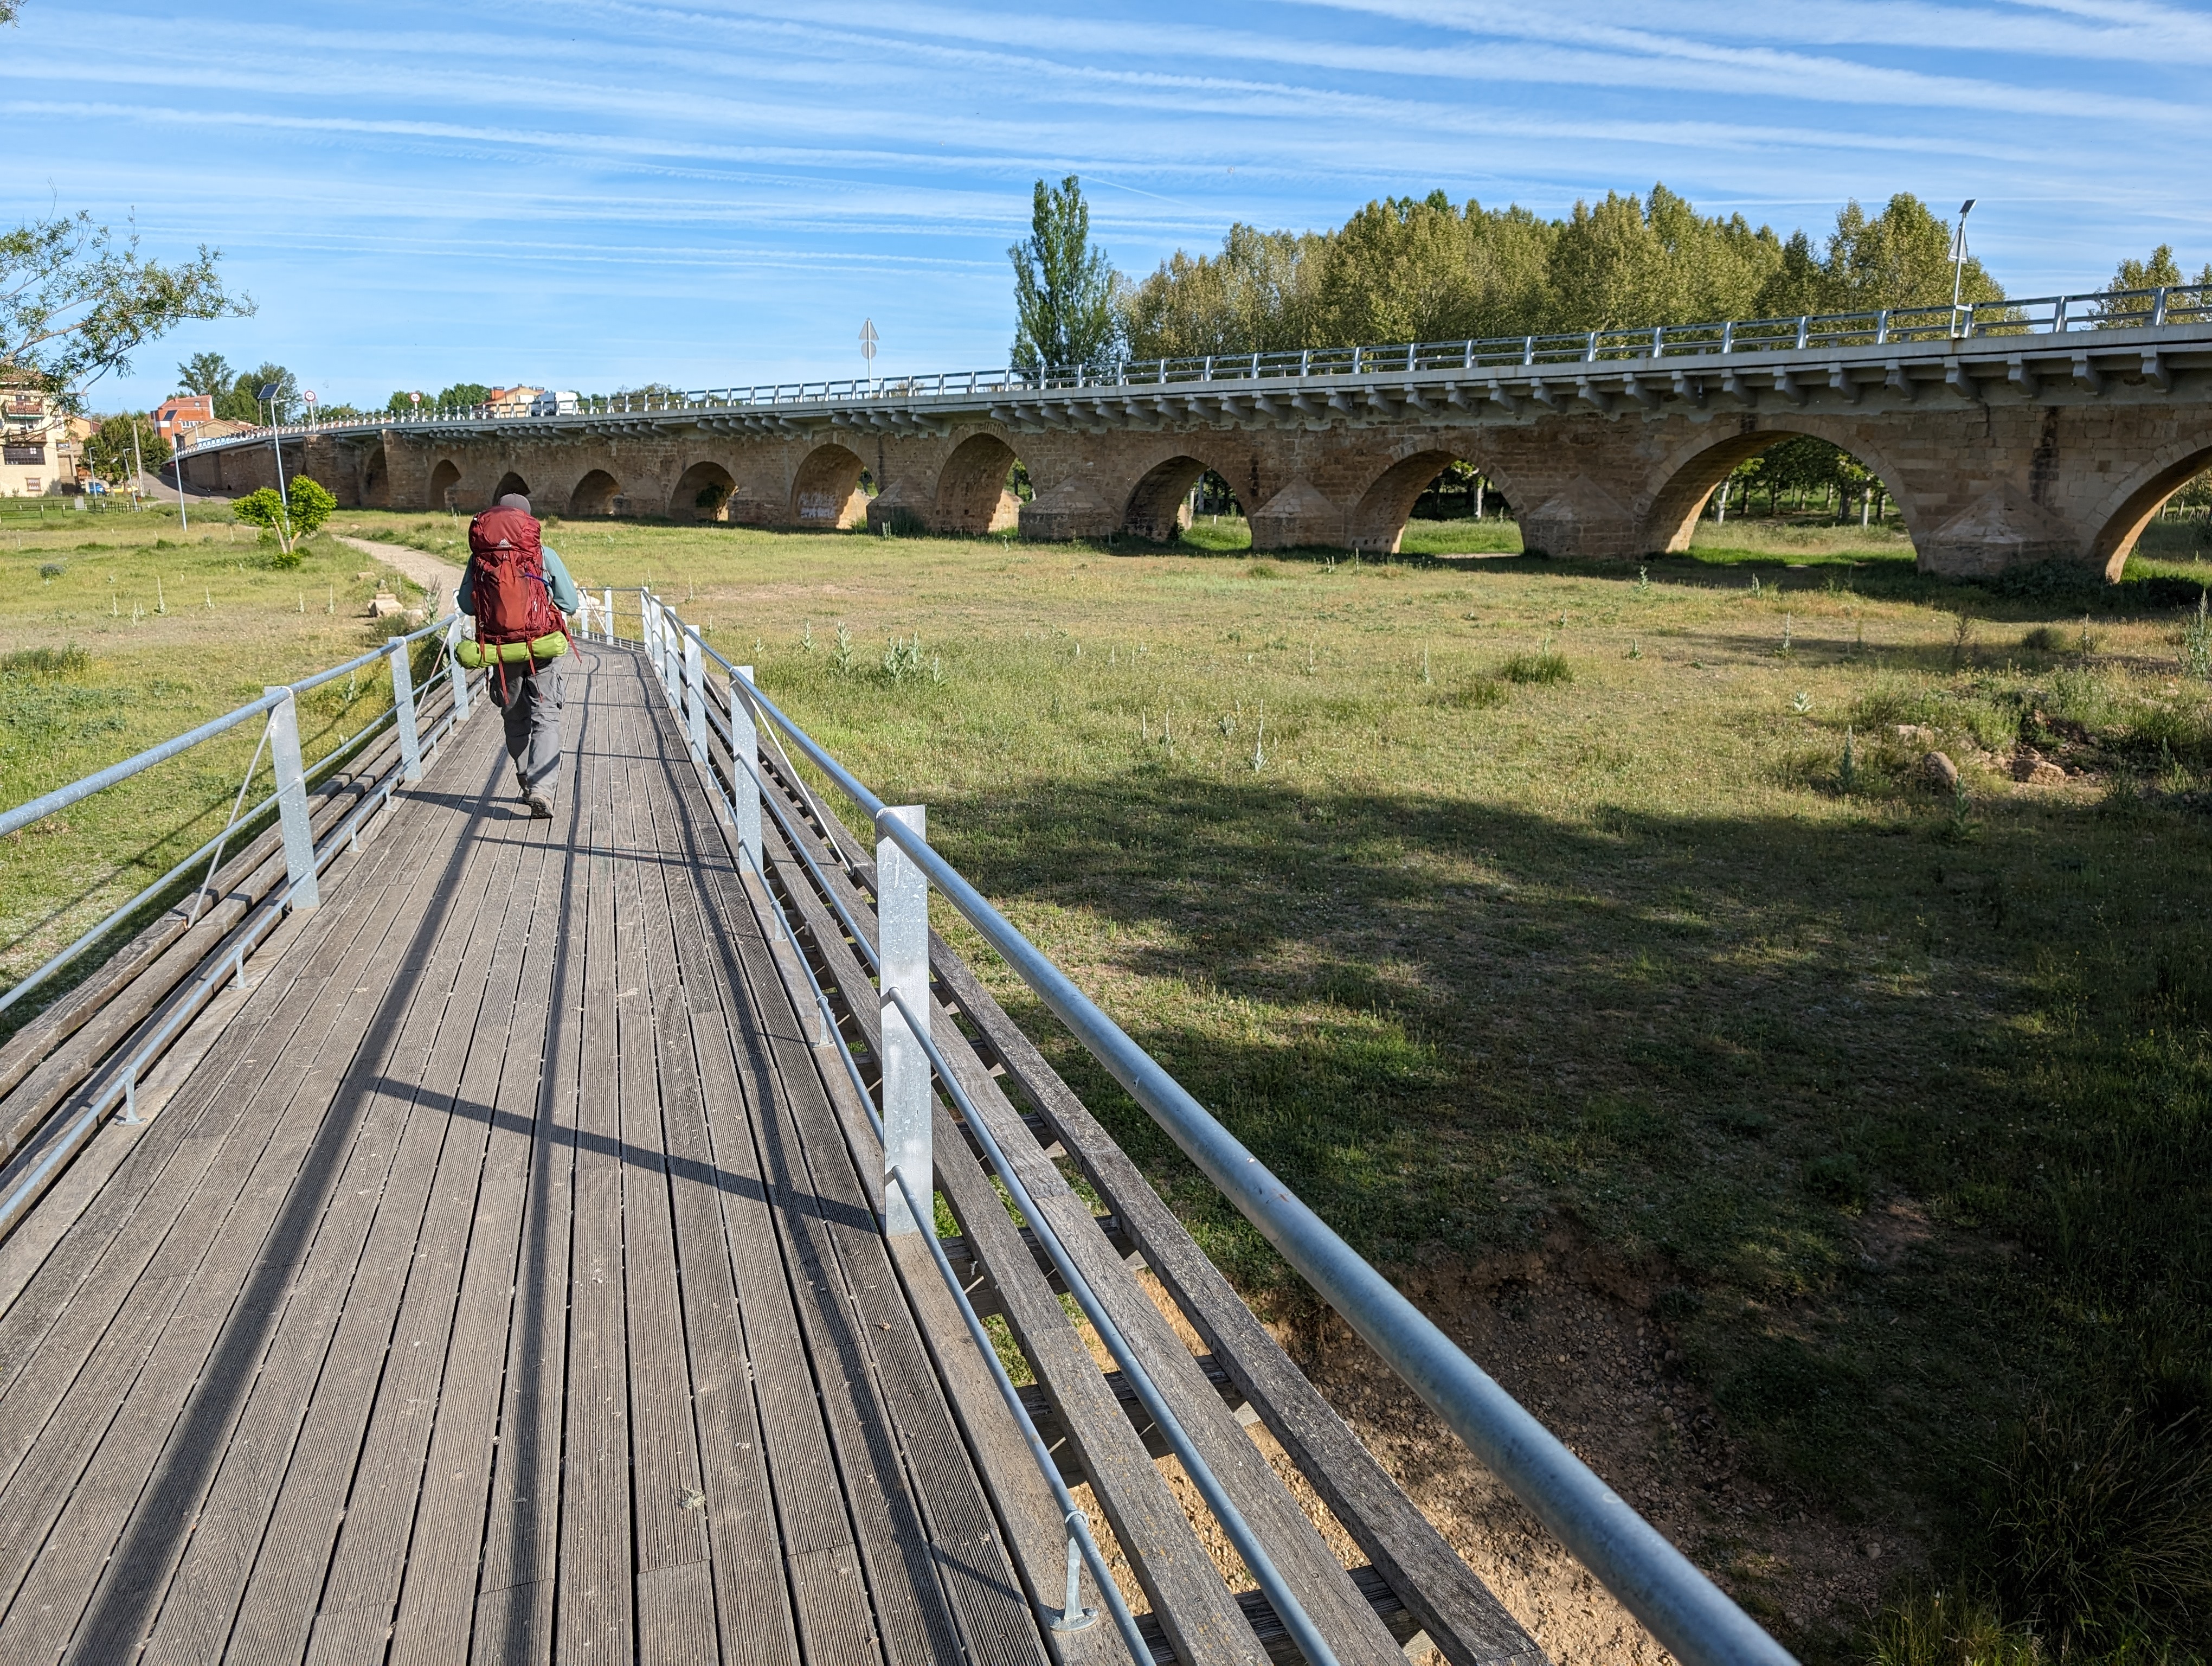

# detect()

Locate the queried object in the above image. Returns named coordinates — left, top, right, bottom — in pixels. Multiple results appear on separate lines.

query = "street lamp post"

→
left=1950, top=198, right=1978, bottom=337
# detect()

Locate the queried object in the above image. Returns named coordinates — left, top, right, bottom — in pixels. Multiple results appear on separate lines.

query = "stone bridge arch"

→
left=569, top=469, right=621, bottom=517
left=1635, top=421, right=1925, bottom=558
left=492, top=470, right=531, bottom=505
left=932, top=433, right=1024, bottom=535
left=1347, top=440, right=1534, bottom=554
left=2081, top=426, right=2212, bottom=578
left=790, top=444, right=869, bottom=528
left=1120, top=445, right=1252, bottom=542
left=672, top=460, right=736, bottom=522
left=361, top=445, right=390, bottom=509
left=429, top=459, right=463, bottom=509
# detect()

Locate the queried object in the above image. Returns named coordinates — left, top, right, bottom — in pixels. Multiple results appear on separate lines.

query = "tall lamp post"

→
left=1950, top=198, right=1978, bottom=337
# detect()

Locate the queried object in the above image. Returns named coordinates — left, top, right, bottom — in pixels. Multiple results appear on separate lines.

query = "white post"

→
left=730, top=666, right=761, bottom=864
left=877, top=804, right=930, bottom=1235
left=444, top=616, right=472, bottom=721
left=683, top=627, right=705, bottom=762
left=387, top=638, right=422, bottom=782
left=603, top=586, right=615, bottom=643
left=265, top=688, right=319, bottom=912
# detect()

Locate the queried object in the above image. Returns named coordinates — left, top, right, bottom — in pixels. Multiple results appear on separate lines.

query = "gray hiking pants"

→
left=492, top=660, right=564, bottom=801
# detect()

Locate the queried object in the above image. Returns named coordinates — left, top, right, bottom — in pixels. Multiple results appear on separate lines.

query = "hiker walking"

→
left=458, top=492, right=579, bottom=818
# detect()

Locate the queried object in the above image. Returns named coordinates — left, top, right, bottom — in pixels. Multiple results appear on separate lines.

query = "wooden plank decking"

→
left=0, top=643, right=1045, bottom=1666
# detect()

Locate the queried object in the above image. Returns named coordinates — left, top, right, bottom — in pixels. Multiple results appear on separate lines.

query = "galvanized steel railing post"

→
left=387, top=637, right=422, bottom=783
left=683, top=627, right=705, bottom=762
left=730, top=667, right=761, bottom=862
left=603, top=586, right=615, bottom=643
left=876, top=804, right=930, bottom=1235
left=263, top=687, right=319, bottom=911
left=443, top=617, right=472, bottom=722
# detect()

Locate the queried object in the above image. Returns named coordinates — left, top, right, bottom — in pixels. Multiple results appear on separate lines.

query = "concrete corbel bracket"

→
left=1326, top=389, right=1355, bottom=418
left=2007, top=357, right=2040, bottom=400
left=1773, top=368, right=1808, bottom=407
left=1573, top=376, right=1613, bottom=415
left=1442, top=381, right=1470, bottom=410
left=1828, top=364, right=1862, bottom=405
left=1487, top=379, right=1519, bottom=414
left=1721, top=369, right=1759, bottom=409
left=2143, top=351, right=2173, bottom=393
left=1885, top=360, right=1917, bottom=402
left=1529, top=380, right=1563, bottom=411
left=1944, top=359, right=1979, bottom=401
left=2072, top=354, right=2106, bottom=395
left=1623, top=374, right=1662, bottom=411
left=1399, top=384, right=1431, bottom=412
left=1670, top=370, right=1706, bottom=407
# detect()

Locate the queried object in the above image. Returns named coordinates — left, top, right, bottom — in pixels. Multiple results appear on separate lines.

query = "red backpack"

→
left=466, top=506, right=566, bottom=652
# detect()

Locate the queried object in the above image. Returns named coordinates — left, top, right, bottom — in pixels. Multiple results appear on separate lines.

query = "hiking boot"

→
left=526, top=791, right=556, bottom=820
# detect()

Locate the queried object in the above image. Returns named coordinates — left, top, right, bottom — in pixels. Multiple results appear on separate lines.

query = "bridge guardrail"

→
left=0, top=613, right=474, bottom=1242
left=176, top=281, right=2212, bottom=457
left=613, top=584, right=1798, bottom=1666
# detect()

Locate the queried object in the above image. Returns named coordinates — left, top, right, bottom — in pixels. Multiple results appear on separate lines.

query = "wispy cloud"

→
left=3, top=0, right=2203, bottom=405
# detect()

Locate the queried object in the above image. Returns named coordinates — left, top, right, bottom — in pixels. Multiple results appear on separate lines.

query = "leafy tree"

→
left=1113, top=183, right=2011, bottom=361
left=214, top=361, right=298, bottom=422
left=284, top=475, right=336, bottom=533
left=1010, top=176, right=1122, bottom=372
left=83, top=413, right=170, bottom=484
left=233, top=476, right=334, bottom=554
left=176, top=350, right=233, bottom=397
left=1821, top=194, right=2000, bottom=312
left=2093, top=246, right=2212, bottom=326
left=437, top=382, right=491, bottom=410
left=1, top=212, right=252, bottom=407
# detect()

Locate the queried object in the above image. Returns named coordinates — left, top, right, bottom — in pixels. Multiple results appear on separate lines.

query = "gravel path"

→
left=339, top=535, right=464, bottom=601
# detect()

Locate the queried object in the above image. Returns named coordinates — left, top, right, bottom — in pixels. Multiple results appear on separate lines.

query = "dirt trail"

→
left=339, top=535, right=462, bottom=601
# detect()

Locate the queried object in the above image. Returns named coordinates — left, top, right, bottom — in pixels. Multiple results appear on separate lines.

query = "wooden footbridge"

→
left=0, top=602, right=1793, bottom=1666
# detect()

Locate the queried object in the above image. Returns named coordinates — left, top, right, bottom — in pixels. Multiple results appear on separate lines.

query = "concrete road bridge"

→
left=177, top=287, right=2212, bottom=580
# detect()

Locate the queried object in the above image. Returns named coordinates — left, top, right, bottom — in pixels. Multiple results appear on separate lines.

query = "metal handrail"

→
left=886, top=985, right=1340, bottom=1666
left=0, top=612, right=457, bottom=841
left=0, top=679, right=472, bottom=1244
left=673, top=625, right=1795, bottom=1666
left=175, top=281, right=2212, bottom=458
left=648, top=636, right=1231, bottom=1665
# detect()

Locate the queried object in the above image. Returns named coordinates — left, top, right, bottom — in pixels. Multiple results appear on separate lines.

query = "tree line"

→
left=1012, top=178, right=2202, bottom=370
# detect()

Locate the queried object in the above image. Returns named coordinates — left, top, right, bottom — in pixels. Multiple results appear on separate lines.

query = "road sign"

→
left=860, top=318, right=879, bottom=364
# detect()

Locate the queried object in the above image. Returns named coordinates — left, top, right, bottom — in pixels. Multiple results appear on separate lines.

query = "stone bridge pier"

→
left=176, top=324, right=2212, bottom=581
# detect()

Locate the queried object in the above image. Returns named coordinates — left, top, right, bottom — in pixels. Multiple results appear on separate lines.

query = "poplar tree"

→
left=1009, top=176, right=1122, bottom=373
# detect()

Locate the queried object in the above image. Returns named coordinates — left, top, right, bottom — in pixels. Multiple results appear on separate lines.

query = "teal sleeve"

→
left=542, top=547, right=581, bottom=613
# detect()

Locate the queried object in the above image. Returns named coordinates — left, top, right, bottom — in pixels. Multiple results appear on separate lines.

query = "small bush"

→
left=1984, top=1402, right=2212, bottom=1650
left=1245, top=560, right=1283, bottom=579
left=1804, top=1151, right=1868, bottom=1207
left=37, top=562, right=62, bottom=580
left=1497, top=650, right=1571, bottom=685
left=0, top=643, right=87, bottom=677
left=2021, top=625, right=2069, bottom=652
left=1867, top=1586, right=2041, bottom=1666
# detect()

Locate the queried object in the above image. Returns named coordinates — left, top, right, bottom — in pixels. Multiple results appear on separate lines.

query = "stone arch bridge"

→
left=177, top=314, right=2212, bottom=580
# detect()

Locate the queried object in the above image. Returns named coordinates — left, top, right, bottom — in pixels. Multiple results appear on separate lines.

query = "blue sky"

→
left=10, top=0, right=2212, bottom=413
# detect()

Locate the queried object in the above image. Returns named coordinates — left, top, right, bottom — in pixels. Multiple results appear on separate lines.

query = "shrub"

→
left=1984, top=1402, right=2212, bottom=1650
left=2021, top=624, right=2068, bottom=652
left=37, top=562, right=62, bottom=580
left=1497, top=650, right=1571, bottom=685
left=0, top=643, right=87, bottom=677
left=232, top=476, right=336, bottom=544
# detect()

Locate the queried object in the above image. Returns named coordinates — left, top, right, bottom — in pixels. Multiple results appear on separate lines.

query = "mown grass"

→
left=21, top=502, right=2212, bottom=1661
left=0, top=505, right=446, bottom=1023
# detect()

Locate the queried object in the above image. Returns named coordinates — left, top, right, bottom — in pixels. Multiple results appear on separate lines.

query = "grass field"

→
left=10, top=501, right=2212, bottom=1662
left=0, top=504, right=445, bottom=1013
